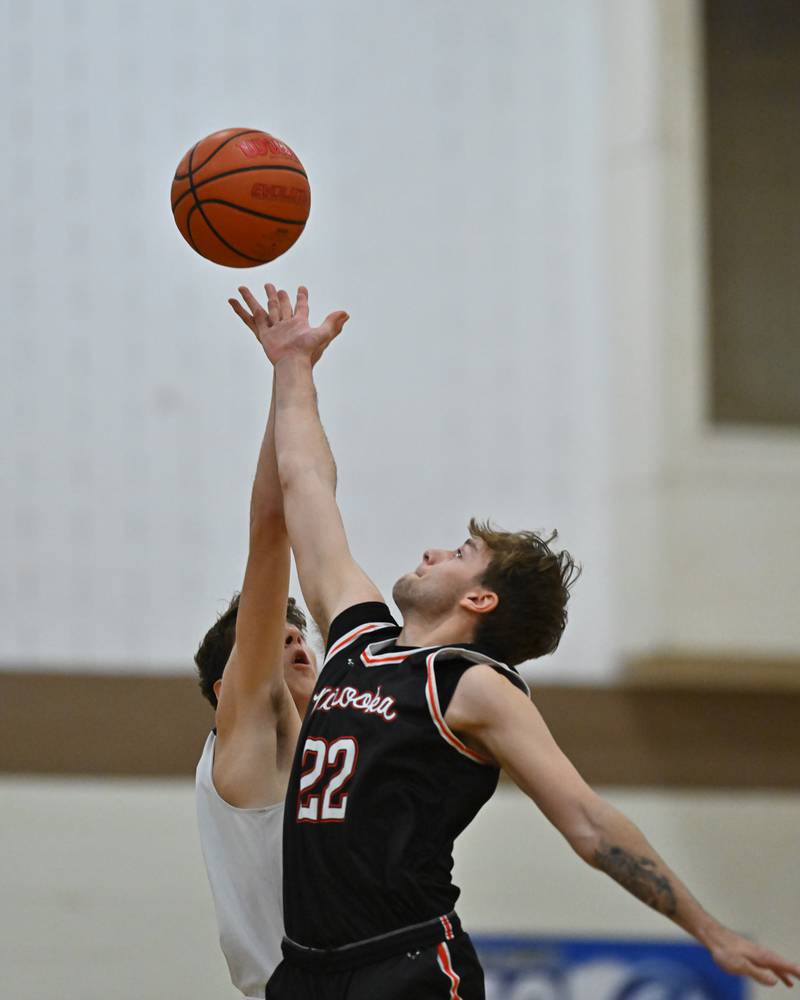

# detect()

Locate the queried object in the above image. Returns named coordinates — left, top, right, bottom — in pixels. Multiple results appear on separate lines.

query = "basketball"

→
left=170, top=128, right=311, bottom=267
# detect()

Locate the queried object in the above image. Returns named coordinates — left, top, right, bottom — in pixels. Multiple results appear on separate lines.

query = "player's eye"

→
left=455, top=548, right=463, bottom=559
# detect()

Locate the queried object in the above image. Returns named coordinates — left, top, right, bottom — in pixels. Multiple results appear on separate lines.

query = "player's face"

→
left=283, top=624, right=317, bottom=703
left=393, top=537, right=493, bottom=616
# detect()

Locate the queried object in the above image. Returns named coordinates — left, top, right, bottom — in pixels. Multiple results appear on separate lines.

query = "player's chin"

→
left=392, top=572, right=418, bottom=599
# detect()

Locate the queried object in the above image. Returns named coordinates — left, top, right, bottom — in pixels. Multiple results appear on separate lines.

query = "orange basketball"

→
left=170, top=128, right=311, bottom=267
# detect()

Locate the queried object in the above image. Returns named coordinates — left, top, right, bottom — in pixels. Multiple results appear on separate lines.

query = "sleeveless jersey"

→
left=282, top=601, right=530, bottom=949
left=195, top=731, right=285, bottom=998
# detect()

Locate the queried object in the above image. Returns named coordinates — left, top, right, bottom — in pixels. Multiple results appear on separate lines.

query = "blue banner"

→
left=473, top=935, right=746, bottom=1000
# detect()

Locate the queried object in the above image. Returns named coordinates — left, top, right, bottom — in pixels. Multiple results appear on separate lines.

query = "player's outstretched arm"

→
left=231, top=284, right=383, bottom=640
left=446, top=665, right=800, bottom=990
left=210, top=369, right=299, bottom=807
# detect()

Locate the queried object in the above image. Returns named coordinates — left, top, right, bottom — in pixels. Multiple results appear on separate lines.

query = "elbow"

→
left=276, top=452, right=307, bottom=492
left=565, top=795, right=610, bottom=867
left=248, top=507, right=286, bottom=542
left=249, top=485, right=285, bottom=526
left=570, top=828, right=602, bottom=867
left=277, top=454, right=334, bottom=496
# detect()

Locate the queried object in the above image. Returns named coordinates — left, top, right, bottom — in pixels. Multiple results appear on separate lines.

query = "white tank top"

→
left=195, top=731, right=285, bottom=999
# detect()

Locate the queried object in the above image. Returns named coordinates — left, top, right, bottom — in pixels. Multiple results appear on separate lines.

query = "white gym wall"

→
left=10, top=0, right=799, bottom=682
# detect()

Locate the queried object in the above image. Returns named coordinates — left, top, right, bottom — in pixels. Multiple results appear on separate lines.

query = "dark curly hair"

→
left=469, top=518, right=580, bottom=667
left=195, top=593, right=307, bottom=708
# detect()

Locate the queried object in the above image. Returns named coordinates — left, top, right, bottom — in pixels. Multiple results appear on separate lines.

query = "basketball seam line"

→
left=186, top=202, right=200, bottom=254
left=186, top=145, right=264, bottom=264
left=171, top=163, right=308, bottom=212
left=173, top=129, right=258, bottom=181
left=180, top=142, right=201, bottom=252
left=192, top=198, right=307, bottom=226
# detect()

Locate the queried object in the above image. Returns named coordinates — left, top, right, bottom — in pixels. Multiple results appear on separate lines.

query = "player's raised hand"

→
left=229, top=283, right=348, bottom=367
left=706, top=926, right=800, bottom=988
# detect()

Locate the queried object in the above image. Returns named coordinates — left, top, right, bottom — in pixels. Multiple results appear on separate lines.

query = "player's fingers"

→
left=743, top=961, right=778, bottom=987
left=321, top=311, right=349, bottom=342
left=295, top=285, right=309, bottom=318
left=752, top=950, right=800, bottom=978
left=277, top=288, right=293, bottom=320
left=265, top=283, right=280, bottom=324
left=752, top=964, right=791, bottom=988
left=752, top=956, right=799, bottom=987
left=228, top=299, right=257, bottom=335
left=238, top=286, right=266, bottom=321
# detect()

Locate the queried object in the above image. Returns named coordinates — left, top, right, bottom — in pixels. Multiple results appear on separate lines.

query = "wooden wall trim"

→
left=624, top=653, right=800, bottom=690
left=534, top=685, right=799, bottom=789
left=1, top=672, right=798, bottom=788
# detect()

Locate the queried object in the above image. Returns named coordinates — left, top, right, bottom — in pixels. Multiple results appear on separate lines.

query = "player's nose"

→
left=423, top=549, right=445, bottom=565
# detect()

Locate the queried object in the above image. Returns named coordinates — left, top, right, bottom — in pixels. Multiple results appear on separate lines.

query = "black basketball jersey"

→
left=282, top=601, right=529, bottom=949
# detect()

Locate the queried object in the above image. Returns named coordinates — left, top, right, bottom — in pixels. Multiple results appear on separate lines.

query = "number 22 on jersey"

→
left=297, top=736, right=359, bottom=822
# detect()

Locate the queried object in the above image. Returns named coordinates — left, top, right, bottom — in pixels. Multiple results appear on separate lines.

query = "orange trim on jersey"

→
left=361, top=639, right=439, bottom=667
left=360, top=646, right=414, bottom=665
left=436, top=942, right=462, bottom=999
left=440, top=914, right=455, bottom=940
left=323, top=622, right=396, bottom=666
left=425, top=653, right=492, bottom=765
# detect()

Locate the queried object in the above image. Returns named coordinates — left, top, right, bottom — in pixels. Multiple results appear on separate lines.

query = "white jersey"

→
left=195, top=731, right=284, bottom=999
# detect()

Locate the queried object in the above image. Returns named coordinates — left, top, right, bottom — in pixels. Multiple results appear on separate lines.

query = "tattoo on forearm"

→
left=594, top=845, right=677, bottom=918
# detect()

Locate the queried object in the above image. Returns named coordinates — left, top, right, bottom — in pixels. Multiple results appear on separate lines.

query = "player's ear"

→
left=459, top=589, right=498, bottom=616
left=213, top=678, right=223, bottom=702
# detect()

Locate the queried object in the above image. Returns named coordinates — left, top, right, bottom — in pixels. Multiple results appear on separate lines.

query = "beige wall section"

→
left=2, top=777, right=797, bottom=1000
left=0, top=777, right=236, bottom=1000
left=658, top=0, right=800, bottom=656
left=705, top=0, right=800, bottom=427
left=606, top=0, right=800, bottom=664
left=457, top=786, right=800, bottom=944
left=456, top=785, right=800, bottom=1000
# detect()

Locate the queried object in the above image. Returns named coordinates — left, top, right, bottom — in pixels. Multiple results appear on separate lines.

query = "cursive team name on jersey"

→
left=312, top=684, right=398, bottom=723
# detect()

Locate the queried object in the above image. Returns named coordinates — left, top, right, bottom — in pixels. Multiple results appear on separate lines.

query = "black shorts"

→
left=265, top=921, right=485, bottom=999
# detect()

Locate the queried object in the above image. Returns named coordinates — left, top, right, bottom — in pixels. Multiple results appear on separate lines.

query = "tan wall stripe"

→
left=1, top=671, right=798, bottom=788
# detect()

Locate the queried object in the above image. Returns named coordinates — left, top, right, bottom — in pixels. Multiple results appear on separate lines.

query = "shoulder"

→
left=430, top=647, right=530, bottom=697
left=454, top=661, right=525, bottom=697
left=214, top=652, right=296, bottom=735
left=196, top=730, right=216, bottom=780
left=446, top=661, right=531, bottom=729
left=325, top=601, right=400, bottom=656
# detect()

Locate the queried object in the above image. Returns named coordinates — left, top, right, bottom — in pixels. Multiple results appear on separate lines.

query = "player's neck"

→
left=396, top=610, right=475, bottom=651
